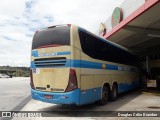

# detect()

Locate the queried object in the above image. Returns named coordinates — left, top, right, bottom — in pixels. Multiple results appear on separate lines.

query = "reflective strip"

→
left=31, top=51, right=71, bottom=57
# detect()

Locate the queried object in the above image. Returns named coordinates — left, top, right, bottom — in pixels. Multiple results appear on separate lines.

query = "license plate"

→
left=44, top=95, right=53, bottom=99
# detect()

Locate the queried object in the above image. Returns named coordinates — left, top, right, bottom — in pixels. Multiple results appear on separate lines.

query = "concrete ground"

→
left=0, top=77, right=160, bottom=120
left=18, top=90, right=160, bottom=112
left=0, top=77, right=30, bottom=111
left=13, top=89, right=160, bottom=120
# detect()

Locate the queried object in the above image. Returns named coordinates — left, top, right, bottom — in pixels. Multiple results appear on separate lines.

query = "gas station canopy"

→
left=102, top=0, right=160, bottom=56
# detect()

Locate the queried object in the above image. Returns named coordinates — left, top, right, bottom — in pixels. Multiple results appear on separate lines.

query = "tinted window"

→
left=32, top=26, right=70, bottom=49
left=78, top=29, right=138, bottom=66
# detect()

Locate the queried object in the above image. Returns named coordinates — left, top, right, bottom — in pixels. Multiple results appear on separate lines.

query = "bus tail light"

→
left=30, top=69, right=35, bottom=89
left=65, top=69, right=78, bottom=92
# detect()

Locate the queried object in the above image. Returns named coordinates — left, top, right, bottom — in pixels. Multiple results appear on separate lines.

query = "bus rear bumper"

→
left=31, top=89, right=80, bottom=105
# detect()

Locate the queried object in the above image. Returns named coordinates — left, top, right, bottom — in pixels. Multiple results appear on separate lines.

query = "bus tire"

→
left=110, top=83, right=118, bottom=101
left=98, top=85, right=109, bottom=105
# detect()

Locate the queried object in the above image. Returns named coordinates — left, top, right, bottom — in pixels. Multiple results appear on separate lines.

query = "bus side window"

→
left=79, top=31, right=96, bottom=58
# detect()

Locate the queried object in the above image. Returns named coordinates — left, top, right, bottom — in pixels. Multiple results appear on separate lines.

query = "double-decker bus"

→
left=30, top=24, right=139, bottom=105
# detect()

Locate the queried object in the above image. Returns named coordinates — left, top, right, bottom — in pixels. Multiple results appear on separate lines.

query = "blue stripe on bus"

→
left=31, top=51, right=71, bottom=57
left=30, top=59, right=119, bottom=70
left=118, top=81, right=139, bottom=93
left=32, top=50, right=38, bottom=57
left=31, top=59, right=136, bottom=72
left=57, top=51, right=71, bottom=55
left=71, top=60, right=118, bottom=70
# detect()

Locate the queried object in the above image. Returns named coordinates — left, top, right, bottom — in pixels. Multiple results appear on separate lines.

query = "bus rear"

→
left=30, top=25, right=80, bottom=105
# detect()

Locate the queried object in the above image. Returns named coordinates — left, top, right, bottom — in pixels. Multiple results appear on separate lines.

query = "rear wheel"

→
left=98, top=85, right=109, bottom=105
left=110, top=84, right=118, bottom=101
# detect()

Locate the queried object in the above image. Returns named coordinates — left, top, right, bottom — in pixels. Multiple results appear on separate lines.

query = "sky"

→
left=0, top=0, right=125, bottom=67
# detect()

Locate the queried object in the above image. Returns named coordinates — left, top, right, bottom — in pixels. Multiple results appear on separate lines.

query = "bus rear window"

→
left=32, top=26, right=70, bottom=50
